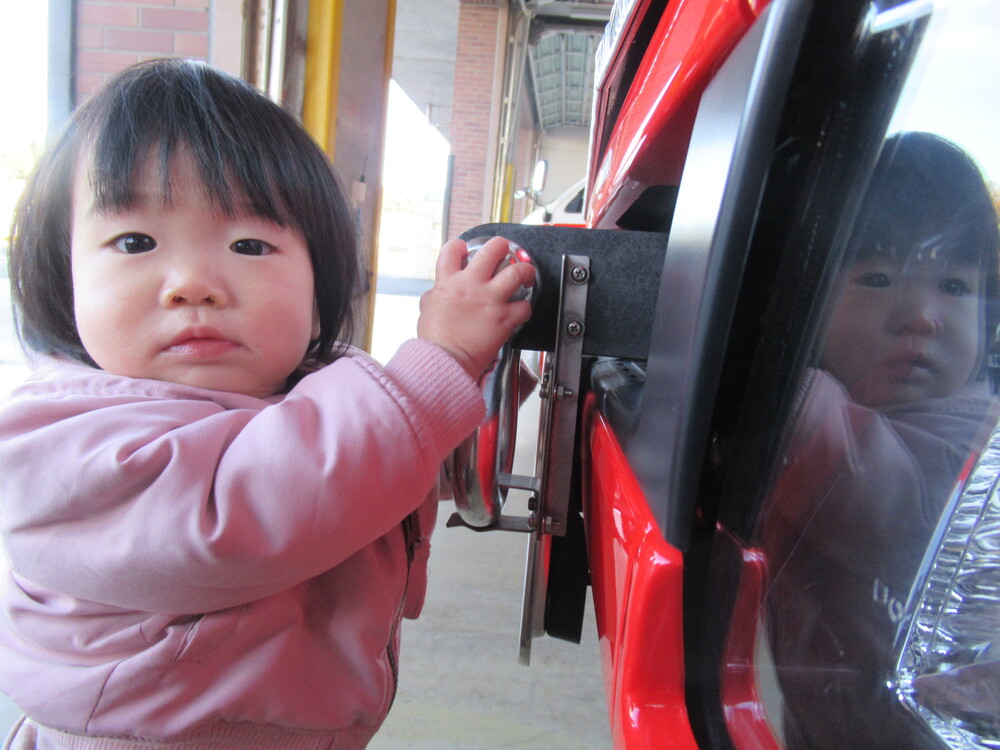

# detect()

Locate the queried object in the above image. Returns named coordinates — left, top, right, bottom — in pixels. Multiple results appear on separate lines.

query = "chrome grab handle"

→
left=447, top=237, right=537, bottom=530
left=444, top=239, right=592, bottom=666
left=448, top=339, right=523, bottom=528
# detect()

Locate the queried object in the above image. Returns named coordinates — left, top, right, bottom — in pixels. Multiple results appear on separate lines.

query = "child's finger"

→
left=435, top=238, right=469, bottom=278
left=507, top=298, right=533, bottom=327
left=464, top=237, right=514, bottom=279
left=490, top=261, right=536, bottom=298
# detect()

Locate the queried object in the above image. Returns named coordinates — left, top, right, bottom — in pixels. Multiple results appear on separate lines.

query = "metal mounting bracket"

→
left=518, top=253, right=590, bottom=665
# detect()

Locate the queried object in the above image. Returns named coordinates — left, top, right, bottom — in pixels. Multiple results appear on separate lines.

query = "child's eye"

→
left=111, top=233, right=157, bottom=254
left=857, top=272, right=891, bottom=288
left=231, top=239, right=275, bottom=256
left=939, top=278, right=972, bottom=296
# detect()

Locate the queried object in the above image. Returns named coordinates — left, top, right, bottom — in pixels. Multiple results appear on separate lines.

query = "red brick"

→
left=77, top=49, right=140, bottom=73
left=75, top=72, right=107, bottom=99
left=77, top=1, right=138, bottom=26
left=140, top=7, right=210, bottom=32
left=137, top=52, right=181, bottom=62
left=449, top=1, right=504, bottom=228
left=174, top=33, right=209, bottom=58
left=76, top=26, right=105, bottom=49
left=105, top=28, right=174, bottom=53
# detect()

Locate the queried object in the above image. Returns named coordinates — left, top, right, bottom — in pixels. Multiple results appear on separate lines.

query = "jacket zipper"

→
left=386, top=510, right=421, bottom=712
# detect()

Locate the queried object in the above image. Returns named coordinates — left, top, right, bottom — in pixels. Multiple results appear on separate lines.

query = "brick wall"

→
left=448, top=1, right=505, bottom=235
left=75, top=0, right=211, bottom=101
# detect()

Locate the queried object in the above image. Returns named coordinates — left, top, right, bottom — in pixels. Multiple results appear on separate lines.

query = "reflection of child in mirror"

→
left=0, top=59, right=533, bottom=749
left=760, top=131, right=1000, bottom=749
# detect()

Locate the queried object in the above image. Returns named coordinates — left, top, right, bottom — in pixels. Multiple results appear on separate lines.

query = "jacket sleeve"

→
left=0, top=340, right=484, bottom=613
left=760, top=369, right=986, bottom=567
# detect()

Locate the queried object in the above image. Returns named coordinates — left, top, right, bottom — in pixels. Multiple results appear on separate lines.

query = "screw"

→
left=570, top=265, right=589, bottom=283
left=565, top=319, right=584, bottom=338
left=538, top=371, right=552, bottom=399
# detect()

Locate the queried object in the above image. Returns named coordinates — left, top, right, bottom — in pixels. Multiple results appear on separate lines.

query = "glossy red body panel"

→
left=718, top=535, right=782, bottom=750
left=584, top=397, right=699, bottom=749
left=476, top=417, right=497, bottom=496
left=587, top=0, right=770, bottom=229
left=589, top=0, right=662, bottom=177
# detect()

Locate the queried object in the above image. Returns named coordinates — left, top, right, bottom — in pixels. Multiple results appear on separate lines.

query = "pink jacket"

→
left=0, top=339, right=484, bottom=749
left=758, top=369, right=995, bottom=749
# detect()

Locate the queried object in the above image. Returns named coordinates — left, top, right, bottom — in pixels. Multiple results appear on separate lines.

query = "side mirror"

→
left=531, top=159, right=549, bottom=194
left=514, top=160, right=551, bottom=206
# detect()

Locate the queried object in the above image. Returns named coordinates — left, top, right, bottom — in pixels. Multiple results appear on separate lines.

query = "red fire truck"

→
left=447, top=0, right=999, bottom=747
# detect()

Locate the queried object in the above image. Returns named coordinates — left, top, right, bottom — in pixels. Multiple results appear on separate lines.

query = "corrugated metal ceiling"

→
left=528, top=0, right=613, bottom=129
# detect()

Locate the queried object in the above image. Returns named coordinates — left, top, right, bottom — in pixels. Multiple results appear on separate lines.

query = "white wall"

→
left=537, top=125, right=589, bottom=204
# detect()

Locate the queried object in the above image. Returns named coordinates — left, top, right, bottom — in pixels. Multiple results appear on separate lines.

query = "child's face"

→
left=820, top=254, right=983, bottom=408
left=70, top=149, right=318, bottom=398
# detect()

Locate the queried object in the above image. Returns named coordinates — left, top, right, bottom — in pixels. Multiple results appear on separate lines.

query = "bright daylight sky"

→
left=888, top=0, right=1000, bottom=183
left=0, top=3, right=48, bottom=246
left=0, top=4, right=47, bottom=146
left=383, top=80, right=450, bottom=200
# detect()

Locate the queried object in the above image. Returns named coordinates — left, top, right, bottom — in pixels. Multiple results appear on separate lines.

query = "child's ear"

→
left=311, top=300, right=321, bottom=340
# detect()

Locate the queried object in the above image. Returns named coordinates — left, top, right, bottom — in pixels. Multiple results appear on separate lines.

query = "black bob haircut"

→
left=847, top=131, right=1000, bottom=346
left=8, top=58, right=361, bottom=371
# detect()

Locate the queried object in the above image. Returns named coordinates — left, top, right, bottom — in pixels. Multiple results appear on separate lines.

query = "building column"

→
left=448, top=0, right=508, bottom=235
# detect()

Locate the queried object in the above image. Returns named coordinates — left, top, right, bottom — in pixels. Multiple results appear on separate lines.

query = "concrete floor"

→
left=369, top=500, right=612, bottom=750
left=0, top=288, right=613, bottom=748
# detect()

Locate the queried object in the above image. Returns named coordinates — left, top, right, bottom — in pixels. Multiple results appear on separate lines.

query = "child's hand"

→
left=418, top=237, right=536, bottom=379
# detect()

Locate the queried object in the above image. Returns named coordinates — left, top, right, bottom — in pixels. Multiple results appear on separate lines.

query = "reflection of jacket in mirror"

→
left=758, top=367, right=996, bottom=749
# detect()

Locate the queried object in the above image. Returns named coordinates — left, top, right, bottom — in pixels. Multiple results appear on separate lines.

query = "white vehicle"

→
left=522, top=178, right=585, bottom=226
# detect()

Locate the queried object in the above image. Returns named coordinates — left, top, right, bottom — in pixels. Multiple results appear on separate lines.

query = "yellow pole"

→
left=361, top=0, right=397, bottom=354
left=302, top=0, right=343, bottom=155
left=499, top=162, right=514, bottom=222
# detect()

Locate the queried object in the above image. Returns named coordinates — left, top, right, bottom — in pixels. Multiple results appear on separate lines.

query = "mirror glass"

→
left=531, top=159, right=549, bottom=194
left=751, top=2, right=1000, bottom=747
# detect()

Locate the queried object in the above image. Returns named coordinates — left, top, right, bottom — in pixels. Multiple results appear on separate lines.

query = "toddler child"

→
left=759, top=131, right=1000, bottom=749
left=0, top=58, right=534, bottom=749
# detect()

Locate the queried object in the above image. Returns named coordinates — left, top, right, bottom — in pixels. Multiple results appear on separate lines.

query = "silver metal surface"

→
left=519, top=253, right=590, bottom=665
left=449, top=342, right=522, bottom=528
left=896, top=422, right=1000, bottom=747
left=448, top=238, right=539, bottom=529
left=445, top=246, right=591, bottom=664
left=626, top=0, right=811, bottom=546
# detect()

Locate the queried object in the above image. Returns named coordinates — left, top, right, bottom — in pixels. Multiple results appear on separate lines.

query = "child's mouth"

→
left=885, top=353, right=936, bottom=380
left=165, top=329, right=239, bottom=357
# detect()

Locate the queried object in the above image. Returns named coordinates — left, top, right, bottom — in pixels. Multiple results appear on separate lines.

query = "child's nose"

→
left=161, top=267, right=228, bottom=309
left=891, top=290, right=942, bottom=336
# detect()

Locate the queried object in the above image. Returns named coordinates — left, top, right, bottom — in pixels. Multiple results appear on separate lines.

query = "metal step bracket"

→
left=518, top=253, right=590, bottom=664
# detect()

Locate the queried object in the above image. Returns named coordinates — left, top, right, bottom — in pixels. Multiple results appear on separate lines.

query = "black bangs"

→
left=81, top=59, right=297, bottom=226
left=849, top=132, right=999, bottom=271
